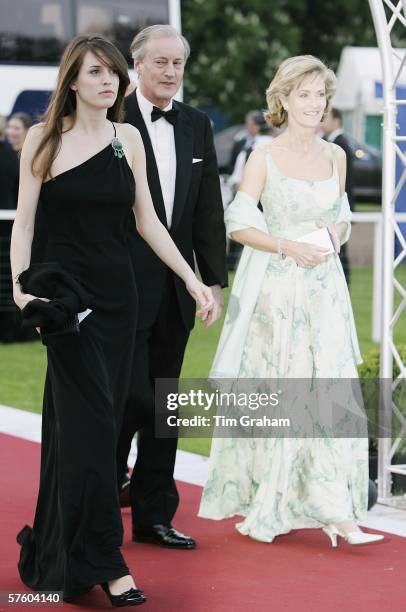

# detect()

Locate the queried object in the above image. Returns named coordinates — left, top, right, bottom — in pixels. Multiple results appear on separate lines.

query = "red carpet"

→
left=1, top=432, right=404, bottom=612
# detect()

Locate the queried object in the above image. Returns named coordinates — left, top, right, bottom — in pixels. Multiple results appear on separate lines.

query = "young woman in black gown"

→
left=10, top=35, right=213, bottom=607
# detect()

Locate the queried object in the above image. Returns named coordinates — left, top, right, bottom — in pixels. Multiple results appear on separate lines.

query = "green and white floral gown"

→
left=198, top=144, right=369, bottom=542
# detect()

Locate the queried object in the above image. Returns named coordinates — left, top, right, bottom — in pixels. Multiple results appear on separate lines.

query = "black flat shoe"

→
left=132, top=524, right=196, bottom=549
left=101, top=583, right=146, bottom=607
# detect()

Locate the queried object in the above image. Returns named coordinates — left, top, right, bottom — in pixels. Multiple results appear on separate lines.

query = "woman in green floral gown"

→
left=199, top=56, right=383, bottom=547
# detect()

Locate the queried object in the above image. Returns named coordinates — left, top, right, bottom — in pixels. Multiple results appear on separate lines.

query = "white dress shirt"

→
left=136, top=88, right=177, bottom=228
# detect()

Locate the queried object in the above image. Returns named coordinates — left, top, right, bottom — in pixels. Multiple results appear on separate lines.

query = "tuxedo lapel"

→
left=171, top=102, right=194, bottom=232
left=125, top=91, right=168, bottom=228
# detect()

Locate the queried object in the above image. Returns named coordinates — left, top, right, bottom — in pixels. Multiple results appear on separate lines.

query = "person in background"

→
left=0, top=115, right=19, bottom=342
left=228, top=111, right=268, bottom=174
left=5, top=113, right=33, bottom=206
left=4, top=113, right=38, bottom=341
left=0, top=115, right=18, bottom=208
left=6, top=112, right=33, bottom=153
left=228, top=111, right=273, bottom=191
left=322, top=107, right=354, bottom=285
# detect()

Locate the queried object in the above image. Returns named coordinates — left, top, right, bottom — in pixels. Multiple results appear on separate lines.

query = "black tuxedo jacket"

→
left=125, top=91, right=227, bottom=331
left=331, top=133, right=355, bottom=210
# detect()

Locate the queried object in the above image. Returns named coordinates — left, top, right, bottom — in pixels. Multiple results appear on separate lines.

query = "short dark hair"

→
left=331, top=108, right=343, bottom=124
left=246, top=110, right=268, bottom=132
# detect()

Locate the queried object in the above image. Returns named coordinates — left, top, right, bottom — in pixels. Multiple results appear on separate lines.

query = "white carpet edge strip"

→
left=1, top=403, right=405, bottom=537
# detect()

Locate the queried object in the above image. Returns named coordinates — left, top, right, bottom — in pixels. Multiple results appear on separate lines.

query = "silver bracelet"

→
left=277, top=237, right=286, bottom=260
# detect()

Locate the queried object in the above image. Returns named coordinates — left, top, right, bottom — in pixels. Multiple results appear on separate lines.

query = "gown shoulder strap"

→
left=329, top=141, right=339, bottom=174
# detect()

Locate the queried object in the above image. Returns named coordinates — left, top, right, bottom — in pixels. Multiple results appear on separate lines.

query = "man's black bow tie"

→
left=151, top=106, right=179, bottom=125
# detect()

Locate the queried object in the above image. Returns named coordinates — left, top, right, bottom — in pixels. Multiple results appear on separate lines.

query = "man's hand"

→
left=197, top=284, right=224, bottom=328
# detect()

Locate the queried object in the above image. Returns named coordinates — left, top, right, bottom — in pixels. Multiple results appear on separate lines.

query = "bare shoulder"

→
left=330, top=141, right=346, bottom=163
left=331, top=142, right=347, bottom=184
left=246, top=148, right=267, bottom=170
left=19, top=123, right=46, bottom=159
left=114, top=123, right=145, bottom=166
left=30, top=122, right=46, bottom=131
left=24, top=123, right=45, bottom=146
left=327, top=141, right=347, bottom=190
left=243, top=149, right=267, bottom=187
left=239, top=147, right=267, bottom=200
left=117, top=122, right=142, bottom=143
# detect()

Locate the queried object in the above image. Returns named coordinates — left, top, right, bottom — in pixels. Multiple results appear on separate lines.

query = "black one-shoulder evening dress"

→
left=17, top=123, right=138, bottom=599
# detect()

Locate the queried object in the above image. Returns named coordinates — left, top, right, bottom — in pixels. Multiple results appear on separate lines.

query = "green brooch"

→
left=111, top=137, right=125, bottom=159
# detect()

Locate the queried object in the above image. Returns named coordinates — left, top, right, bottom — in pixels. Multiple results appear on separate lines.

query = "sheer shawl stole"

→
left=210, top=191, right=270, bottom=381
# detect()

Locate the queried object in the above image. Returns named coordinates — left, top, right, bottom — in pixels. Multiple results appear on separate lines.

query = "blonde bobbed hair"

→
left=265, top=55, right=336, bottom=127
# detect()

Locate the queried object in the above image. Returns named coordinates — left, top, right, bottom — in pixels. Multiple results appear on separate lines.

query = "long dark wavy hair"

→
left=32, top=35, right=130, bottom=179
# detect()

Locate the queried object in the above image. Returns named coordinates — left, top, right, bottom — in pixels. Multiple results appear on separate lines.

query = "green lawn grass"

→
left=1, top=266, right=405, bottom=458
left=354, top=202, right=380, bottom=213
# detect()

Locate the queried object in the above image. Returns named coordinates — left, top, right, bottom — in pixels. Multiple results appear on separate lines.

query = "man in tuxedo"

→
left=323, top=108, right=355, bottom=285
left=227, top=111, right=265, bottom=174
left=227, top=110, right=278, bottom=175
left=117, top=25, right=227, bottom=549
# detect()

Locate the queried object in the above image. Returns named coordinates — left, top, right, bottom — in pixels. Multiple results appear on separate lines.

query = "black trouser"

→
left=117, top=275, right=190, bottom=529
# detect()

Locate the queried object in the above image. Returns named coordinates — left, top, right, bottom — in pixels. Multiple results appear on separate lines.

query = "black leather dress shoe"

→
left=132, top=524, right=196, bottom=549
left=101, top=583, right=146, bottom=607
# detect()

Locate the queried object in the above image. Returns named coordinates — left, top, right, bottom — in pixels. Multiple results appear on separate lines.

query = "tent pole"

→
left=368, top=0, right=406, bottom=507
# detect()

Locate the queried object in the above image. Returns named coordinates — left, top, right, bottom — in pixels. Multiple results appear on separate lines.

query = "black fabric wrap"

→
left=18, top=263, right=92, bottom=342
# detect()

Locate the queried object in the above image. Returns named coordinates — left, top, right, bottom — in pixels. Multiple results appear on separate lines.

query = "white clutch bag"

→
left=297, top=227, right=335, bottom=254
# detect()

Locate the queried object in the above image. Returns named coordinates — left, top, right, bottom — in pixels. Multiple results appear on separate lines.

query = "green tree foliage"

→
left=182, top=0, right=377, bottom=123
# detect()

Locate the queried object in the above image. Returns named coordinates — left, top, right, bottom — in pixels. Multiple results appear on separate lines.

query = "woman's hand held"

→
left=185, top=276, right=214, bottom=316
left=284, top=239, right=329, bottom=268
